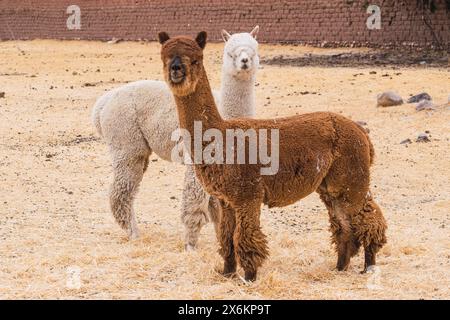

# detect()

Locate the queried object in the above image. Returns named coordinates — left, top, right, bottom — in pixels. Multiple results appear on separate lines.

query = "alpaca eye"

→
left=191, top=60, right=198, bottom=65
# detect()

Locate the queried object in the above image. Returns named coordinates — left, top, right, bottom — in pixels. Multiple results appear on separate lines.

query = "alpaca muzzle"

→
left=170, top=57, right=186, bottom=84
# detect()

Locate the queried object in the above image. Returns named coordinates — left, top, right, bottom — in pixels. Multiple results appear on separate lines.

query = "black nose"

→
left=242, top=58, right=248, bottom=63
left=170, top=57, right=183, bottom=71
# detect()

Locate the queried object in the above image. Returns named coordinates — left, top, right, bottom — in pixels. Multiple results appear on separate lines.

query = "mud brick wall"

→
left=0, top=0, right=449, bottom=49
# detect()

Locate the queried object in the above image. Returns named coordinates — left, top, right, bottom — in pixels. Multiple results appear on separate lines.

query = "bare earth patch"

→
left=0, top=40, right=449, bottom=299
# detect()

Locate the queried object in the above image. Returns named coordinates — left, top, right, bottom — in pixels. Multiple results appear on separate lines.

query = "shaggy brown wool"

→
left=159, top=32, right=387, bottom=281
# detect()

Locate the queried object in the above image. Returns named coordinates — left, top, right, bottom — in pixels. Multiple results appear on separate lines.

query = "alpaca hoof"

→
left=128, top=228, right=140, bottom=240
left=237, top=274, right=252, bottom=285
left=219, top=261, right=237, bottom=278
left=361, top=265, right=377, bottom=274
left=185, top=244, right=197, bottom=251
left=129, top=234, right=139, bottom=241
left=218, top=267, right=236, bottom=279
left=336, top=261, right=350, bottom=271
left=220, top=270, right=236, bottom=278
left=244, top=270, right=257, bottom=282
left=336, top=265, right=349, bottom=272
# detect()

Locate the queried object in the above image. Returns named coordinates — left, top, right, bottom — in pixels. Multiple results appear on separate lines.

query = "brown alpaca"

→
left=159, top=31, right=387, bottom=281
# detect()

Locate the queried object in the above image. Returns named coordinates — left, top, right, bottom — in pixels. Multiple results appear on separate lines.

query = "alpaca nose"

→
left=170, top=57, right=183, bottom=72
left=242, top=58, right=248, bottom=63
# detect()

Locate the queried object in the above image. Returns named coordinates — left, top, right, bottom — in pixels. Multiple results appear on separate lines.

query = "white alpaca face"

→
left=222, top=30, right=259, bottom=79
left=227, top=45, right=258, bottom=73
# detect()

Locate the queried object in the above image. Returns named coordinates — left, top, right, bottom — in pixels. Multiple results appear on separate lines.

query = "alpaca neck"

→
left=219, top=72, right=256, bottom=119
left=174, top=67, right=223, bottom=155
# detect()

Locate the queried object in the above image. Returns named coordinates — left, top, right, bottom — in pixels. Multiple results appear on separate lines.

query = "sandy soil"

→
left=0, top=40, right=449, bottom=299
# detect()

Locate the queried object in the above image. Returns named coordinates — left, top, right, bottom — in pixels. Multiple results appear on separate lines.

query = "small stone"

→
left=377, top=91, right=403, bottom=107
left=400, top=138, right=412, bottom=144
left=416, top=133, right=430, bottom=143
left=407, top=92, right=432, bottom=103
left=415, top=100, right=435, bottom=111
left=0, top=92, right=5, bottom=98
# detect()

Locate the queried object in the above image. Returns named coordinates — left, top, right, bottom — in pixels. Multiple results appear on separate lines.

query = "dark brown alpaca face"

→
left=158, top=31, right=207, bottom=96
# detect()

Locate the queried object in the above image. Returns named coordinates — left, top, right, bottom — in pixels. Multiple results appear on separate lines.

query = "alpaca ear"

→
left=221, top=29, right=231, bottom=42
left=250, top=25, right=259, bottom=39
left=158, top=32, right=170, bottom=45
left=195, top=31, right=207, bottom=49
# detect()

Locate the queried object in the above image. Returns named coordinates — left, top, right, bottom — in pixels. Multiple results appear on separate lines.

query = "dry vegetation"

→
left=0, top=40, right=449, bottom=299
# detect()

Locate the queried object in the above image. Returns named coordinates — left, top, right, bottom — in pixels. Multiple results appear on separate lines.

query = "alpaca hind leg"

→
left=318, top=153, right=370, bottom=271
left=351, top=192, right=387, bottom=273
left=182, top=209, right=208, bottom=250
left=233, top=200, right=269, bottom=282
left=318, top=189, right=360, bottom=271
left=181, top=166, right=210, bottom=250
left=110, top=151, right=150, bottom=240
left=333, top=202, right=362, bottom=271
left=218, top=200, right=237, bottom=277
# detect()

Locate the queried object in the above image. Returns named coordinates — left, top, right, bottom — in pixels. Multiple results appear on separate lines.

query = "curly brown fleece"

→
left=159, top=32, right=387, bottom=282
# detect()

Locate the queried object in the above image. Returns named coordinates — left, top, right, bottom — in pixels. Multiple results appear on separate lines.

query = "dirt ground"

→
left=0, top=40, right=449, bottom=299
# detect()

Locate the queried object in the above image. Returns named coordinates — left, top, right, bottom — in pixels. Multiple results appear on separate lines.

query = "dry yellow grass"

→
left=0, top=40, right=449, bottom=299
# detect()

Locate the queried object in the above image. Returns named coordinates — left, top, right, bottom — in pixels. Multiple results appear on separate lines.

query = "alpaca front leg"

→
left=233, top=201, right=269, bottom=282
left=218, top=201, right=237, bottom=277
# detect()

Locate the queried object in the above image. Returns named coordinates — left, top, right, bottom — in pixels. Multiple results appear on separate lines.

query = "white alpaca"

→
left=92, top=27, right=259, bottom=242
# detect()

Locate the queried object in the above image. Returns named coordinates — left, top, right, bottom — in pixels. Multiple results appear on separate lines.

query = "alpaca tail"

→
left=367, top=137, right=375, bottom=166
left=355, top=122, right=375, bottom=166
left=91, top=93, right=109, bottom=137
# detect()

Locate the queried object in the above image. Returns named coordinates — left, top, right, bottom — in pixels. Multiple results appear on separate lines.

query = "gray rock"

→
left=407, top=92, right=431, bottom=103
left=377, top=91, right=403, bottom=107
left=416, top=133, right=430, bottom=143
left=415, top=100, right=435, bottom=111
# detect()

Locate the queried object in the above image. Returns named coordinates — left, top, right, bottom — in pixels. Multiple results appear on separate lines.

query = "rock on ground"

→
left=416, top=133, right=431, bottom=143
left=416, top=100, right=435, bottom=111
left=377, top=91, right=403, bottom=107
left=407, top=92, right=432, bottom=103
